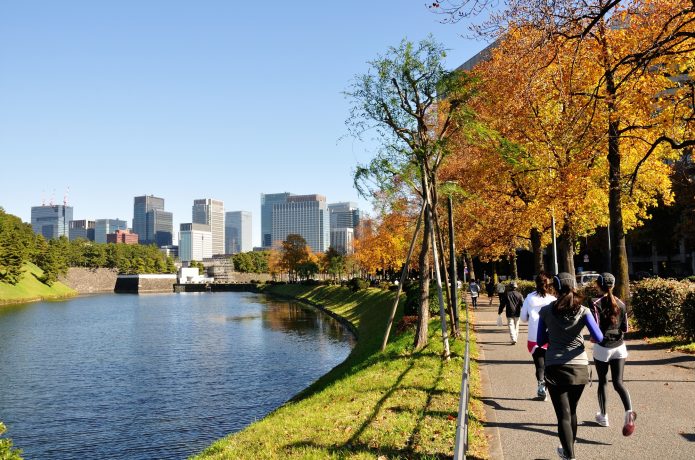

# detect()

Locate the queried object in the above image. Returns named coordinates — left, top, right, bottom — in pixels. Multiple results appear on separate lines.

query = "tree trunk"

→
left=530, top=227, right=544, bottom=275
left=492, top=261, right=498, bottom=283
left=609, top=121, right=630, bottom=300
left=414, top=211, right=431, bottom=350
left=510, top=249, right=518, bottom=279
left=464, top=251, right=475, bottom=281
left=558, top=226, right=576, bottom=277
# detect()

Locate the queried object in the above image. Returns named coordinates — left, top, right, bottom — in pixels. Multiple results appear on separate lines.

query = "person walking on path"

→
left=590, top=272, right=637, bottom=436
left=495, top=278, right=506, bottom=305
left=498, top=280, right=524, bottom=345
left=469, top=279, right=481, bottom=309
left=486, top=277, right=495, bottom=305
left=537, top=273, right=604, bottom=460
left=520, top=271, right=557, bottom=400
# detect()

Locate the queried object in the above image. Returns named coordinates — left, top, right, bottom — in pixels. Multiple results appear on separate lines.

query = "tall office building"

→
left=330, top=228, right=355, bottom=254
left=133, top=195, right=173, bottom=246
left=328, top=202, right=361, bottom=229
left=328, top=202, right=360, bottom=254
left=69, top=219, right=95, bottom=241
left=225, top=211, right=252, bottom=254
left=179, top=223, right=212, bottom=262
left=261, top=192, right=294, bottom=248
left=94, top=219, right=128, bottom=243
left=192, top=198, right=225, bottom=255
left=272, top=194, right=330, bottom=253
left=31, top=205, right=73, bottom=239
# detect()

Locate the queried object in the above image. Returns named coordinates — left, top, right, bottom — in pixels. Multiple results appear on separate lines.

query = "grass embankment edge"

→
left=192, top=284, right=488, bottom=459
left=0, top=262, right=76, bottom=305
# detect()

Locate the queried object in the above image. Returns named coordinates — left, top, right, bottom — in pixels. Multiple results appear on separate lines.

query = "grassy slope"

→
left=193, top=285, right=487, bottom=460
left=0, top=262, right=76, bottom=304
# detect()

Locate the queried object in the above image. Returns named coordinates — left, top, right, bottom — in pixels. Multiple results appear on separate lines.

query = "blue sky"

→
left=0, top=1, right=488, bottom=247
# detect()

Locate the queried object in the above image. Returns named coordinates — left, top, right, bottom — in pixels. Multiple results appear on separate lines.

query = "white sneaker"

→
left=537, top=381, right=547, bottom=399
left=595, top=412, right=609, bottom=427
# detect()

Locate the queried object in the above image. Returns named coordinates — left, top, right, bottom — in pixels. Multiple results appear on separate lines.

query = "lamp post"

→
left=551, top=211, right=559, bottom=274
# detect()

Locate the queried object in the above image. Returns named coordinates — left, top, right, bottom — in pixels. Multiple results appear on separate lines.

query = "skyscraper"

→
left=192, top=198, right=225, bottom=255
left=328, top=202, right=361, bottom=254
left=68, top=219, right=95, bottom=241
left=272, top=194, right=330, bottom=253
left=31, top=205, right=73, bottom=239
left=225, top=211, right=252, bottom=254
left=260, top=192, right=293, bottom=248
left=94, top=219, right=128, bottom=243
left=133, top=195, right=173, bottom=246
left=179, top=223, right=212, bottom=262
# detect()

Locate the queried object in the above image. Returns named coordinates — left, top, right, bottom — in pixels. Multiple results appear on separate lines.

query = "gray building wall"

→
left=272, top=194, right=329, bottom=253
left=94, top=219, right=127, bottom=243
left=192, top=198, right=225, bottom=255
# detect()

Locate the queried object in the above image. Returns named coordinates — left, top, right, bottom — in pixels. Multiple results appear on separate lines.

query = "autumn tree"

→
left=346, top=36, right=476, bottom=350
left=437, top=0, right=695, bottom=298
left=280, top=234, right=314, bottom=282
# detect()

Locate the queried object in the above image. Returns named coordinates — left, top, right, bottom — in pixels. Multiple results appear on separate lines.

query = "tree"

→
left=324, top=247, right=346, bottom=280
left=0, top=209, right=35, bottom=285
left=0, top=421, right=22, bottom=460
left=280, top=234, right=312, bottom=281
left=346, top=36, right=476, bottom=350
left=436, top=0, right=695, bottom=298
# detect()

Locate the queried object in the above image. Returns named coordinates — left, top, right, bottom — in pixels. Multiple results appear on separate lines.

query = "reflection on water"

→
left=0, top=292, right=354, bottom=460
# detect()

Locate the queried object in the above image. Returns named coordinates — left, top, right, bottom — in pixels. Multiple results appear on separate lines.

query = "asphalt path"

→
left=470, top=293, right=695, bottom=460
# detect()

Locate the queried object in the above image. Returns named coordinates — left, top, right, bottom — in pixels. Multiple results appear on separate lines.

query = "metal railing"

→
left=453, top=295, right=471, bottom=459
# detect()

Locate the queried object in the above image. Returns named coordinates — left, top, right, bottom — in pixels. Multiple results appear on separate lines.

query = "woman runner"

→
left=537, top=273, right=603, bottom=460
left=520, top=271, right=556, bottom=400
left=591, top=272, right=637, bottom=436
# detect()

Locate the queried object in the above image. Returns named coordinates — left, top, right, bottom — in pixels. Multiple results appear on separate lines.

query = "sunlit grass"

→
left=0, top=262, right=76, bottom=304
left=192, top=285, right=488, bottom=459
left=644, top=335, right=695, bottom=354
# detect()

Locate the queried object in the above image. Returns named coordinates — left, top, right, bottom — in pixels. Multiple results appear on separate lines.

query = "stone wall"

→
left=225, top=273, right=273, bottom=283
left=59, top=267, right=119, bottom=294
left=115, top=274, right=177, bottom=293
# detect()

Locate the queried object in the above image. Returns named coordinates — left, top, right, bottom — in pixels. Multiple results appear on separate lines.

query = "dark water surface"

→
left=0, top=292, right=354, bottom=459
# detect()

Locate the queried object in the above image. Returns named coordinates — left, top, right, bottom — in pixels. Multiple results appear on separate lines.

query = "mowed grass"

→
left=644, top=335, right=695, bottom=354
left=192, top=285, right=488, bottom=460
left=0, top=262, right=76, bottom=304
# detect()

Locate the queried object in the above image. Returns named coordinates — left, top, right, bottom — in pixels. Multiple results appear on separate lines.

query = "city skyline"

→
left=0, top=2, right=486, bottom=247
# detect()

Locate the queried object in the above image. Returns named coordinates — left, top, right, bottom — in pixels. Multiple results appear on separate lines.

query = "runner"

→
left=469, top=279, right=481, bottom=309
left=591, top=272, right=637, bottom=436
left=498, top=280, right=524, bottom=345
left=520, top=271, right=556, bottom=400
left=537, top=273, right=603, bottom=460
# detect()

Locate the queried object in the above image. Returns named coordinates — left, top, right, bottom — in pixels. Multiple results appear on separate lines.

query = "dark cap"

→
left=554, top=272, right=576, bottom=291
left=599, top=273, right=615, bottom=288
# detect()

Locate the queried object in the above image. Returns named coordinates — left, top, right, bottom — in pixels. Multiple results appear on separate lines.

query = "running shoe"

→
left=537, top=381, right=547, bottom=400
left=623, top=410, right=637, bottom=436
left=556, top=446, right=575, bottom=460
left=595, top=412, right=609, bottom=427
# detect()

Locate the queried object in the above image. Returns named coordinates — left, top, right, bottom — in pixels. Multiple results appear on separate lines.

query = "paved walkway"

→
left=469, top=293, right=695, bottom=460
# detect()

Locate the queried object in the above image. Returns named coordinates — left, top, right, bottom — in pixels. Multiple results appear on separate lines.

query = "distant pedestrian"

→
left=498, top=280, right=524, bottom=345
left=486, top=278, right=495, bottom=305
left=495, top=278, right=506, bottom=306
left=520, top=272, right=556, bottom=400
left=537, top=273, right=603, bottom=460
left=468, top=279, right=481, bottom=309
left=591, top=272, right=637, bottom=436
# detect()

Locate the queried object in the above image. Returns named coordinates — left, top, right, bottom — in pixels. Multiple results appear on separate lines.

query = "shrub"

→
left=402, top=281, right=420, bottom=316
left=377, top=281, right=392, bottom=290
left=681, top=290, right=695, bottom=340
left=511, top=279, right=535, bottom=297
left=347, top=277, right=369, bottom=292
left=631, top=278, right=691, bottom=336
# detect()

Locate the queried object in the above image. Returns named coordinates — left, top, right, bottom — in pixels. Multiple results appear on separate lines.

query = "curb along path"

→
left=469, top=293, right=695, bottom=460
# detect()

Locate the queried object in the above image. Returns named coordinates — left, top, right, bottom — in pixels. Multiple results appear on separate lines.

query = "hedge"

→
left=631, top=278, right=693, bottom=336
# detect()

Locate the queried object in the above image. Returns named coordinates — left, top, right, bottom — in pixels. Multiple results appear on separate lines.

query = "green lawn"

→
left=192, top=284, right=487, bottom=460
left=0, top=262, right=76, bottom=304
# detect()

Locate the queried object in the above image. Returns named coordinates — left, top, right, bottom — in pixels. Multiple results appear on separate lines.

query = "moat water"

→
left=0, top=292, right=355, bottom=459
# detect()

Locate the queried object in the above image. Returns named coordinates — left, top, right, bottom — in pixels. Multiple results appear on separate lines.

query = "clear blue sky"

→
left=0, top=1, right=487, bottom=247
